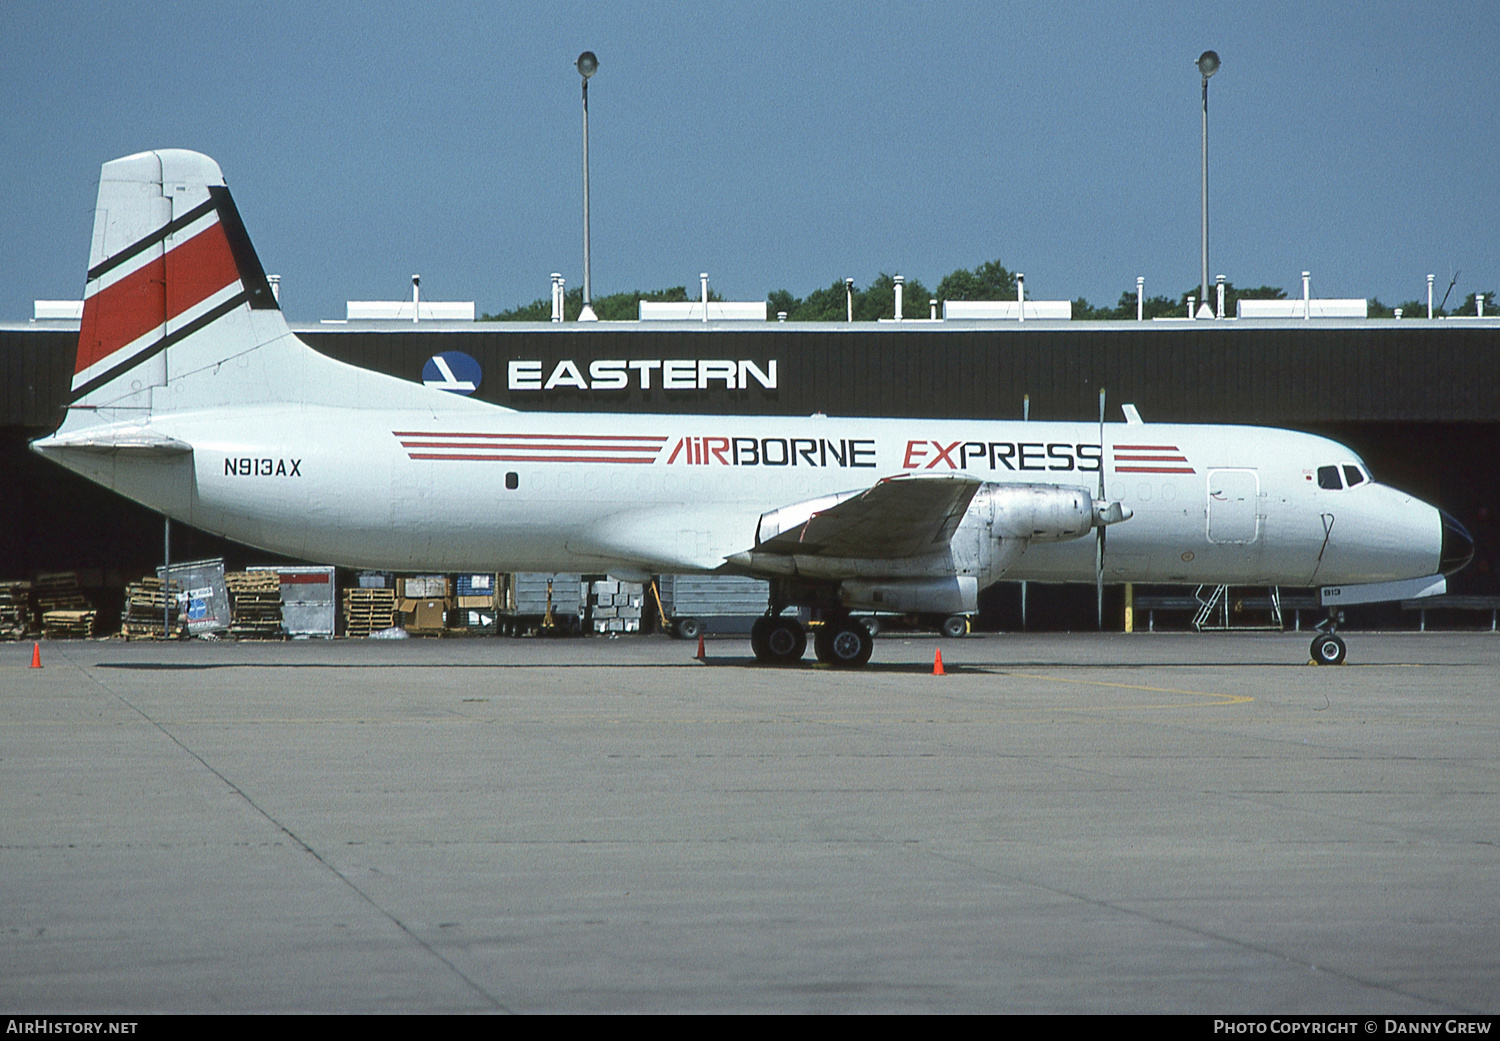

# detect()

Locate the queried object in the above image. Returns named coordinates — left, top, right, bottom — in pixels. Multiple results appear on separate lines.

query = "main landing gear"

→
left=750, top=615, right=806, bottom=665
left=813, top=617, right=874, bottom=668
left=1310, top=611, right=1347, bottom=665
left=750, top=613, right=874, bottom=668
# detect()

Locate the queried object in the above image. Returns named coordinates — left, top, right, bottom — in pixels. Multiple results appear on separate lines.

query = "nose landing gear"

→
left=1311, top=610, right=1347, bottom=665
left=1311, top=632, right=1347, bottom=665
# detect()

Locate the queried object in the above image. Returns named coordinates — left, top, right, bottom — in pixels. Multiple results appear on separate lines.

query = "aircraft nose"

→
left=1440, top=510, right=1474, bottom=576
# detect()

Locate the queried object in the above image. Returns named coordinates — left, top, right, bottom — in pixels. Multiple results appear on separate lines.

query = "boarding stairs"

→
left=1192, top=585, right=1285, bottom=632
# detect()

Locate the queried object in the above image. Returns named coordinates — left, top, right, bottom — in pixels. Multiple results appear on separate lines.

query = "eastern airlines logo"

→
left=423, top=352, right=481, bottom=394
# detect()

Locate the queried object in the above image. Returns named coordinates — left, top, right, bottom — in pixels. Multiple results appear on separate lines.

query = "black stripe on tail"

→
left=208, top=186, right=279, bottom=311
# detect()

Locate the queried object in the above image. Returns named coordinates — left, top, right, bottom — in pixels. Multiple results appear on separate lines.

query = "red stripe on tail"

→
left=75, top=221, right=241, bottom=376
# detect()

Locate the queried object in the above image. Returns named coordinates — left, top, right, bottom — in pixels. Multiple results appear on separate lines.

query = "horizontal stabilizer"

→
left=34, top=429, right=193, bottom=456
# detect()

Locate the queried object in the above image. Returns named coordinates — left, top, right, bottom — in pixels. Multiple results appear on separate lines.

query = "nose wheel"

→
left=1311, top=632, right=1347, bottom=665
left=1310, top=609, right=1347, bottom=665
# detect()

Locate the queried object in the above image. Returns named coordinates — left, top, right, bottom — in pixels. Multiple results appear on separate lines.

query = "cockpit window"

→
left=1317, top=465, right=1343, bottom=490
left=1342, top=465, right=1366, bottom=488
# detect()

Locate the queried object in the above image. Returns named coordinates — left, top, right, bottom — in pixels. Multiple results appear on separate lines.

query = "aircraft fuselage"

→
left=44, top=406, right=1445, bottom=590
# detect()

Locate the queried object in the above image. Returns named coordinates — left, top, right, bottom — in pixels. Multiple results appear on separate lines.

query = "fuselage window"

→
left=505, top=471, right=519, bottom=490
left=1342, top=465, right=1366, bottom=488
left=1317, top=465, right=1343, bottom=490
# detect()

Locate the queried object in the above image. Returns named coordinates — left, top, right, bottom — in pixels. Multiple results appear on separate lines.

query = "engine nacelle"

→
left=839, top=576, right=978, bottom=615
left=977, top=482, right=1097, bottom=542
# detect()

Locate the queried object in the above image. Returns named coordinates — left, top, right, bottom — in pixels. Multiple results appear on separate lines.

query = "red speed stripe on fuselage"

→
left=75, top=221, right=240, bottom=375
left=1112, top=444, right=1196, bottom=474
left=392, top=431, right=669, bottom=463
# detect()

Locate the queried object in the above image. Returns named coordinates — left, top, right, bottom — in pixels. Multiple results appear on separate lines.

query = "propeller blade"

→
left=1097, top=388, right=1106, bottom=500
left=1096, top=526, right=1106, bottom=628
left=1097, top=388, right=1106, bottom=629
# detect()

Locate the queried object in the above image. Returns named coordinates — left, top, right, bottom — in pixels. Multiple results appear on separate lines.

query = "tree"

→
left=1368, top=297, right=1433, bottom=319
left=1172, top=281, right=1284, bottom=318
left=1460, top=291, right=1495, bottom=317
left=484, top=285, right=714, bottom=322
left=766, top=288, right=799, bottom=320
left=486, top=268, right=1481, bottom=325
left=767, top=274, right=934, bottom=321
left=1372, top=298, right=1448, bottom=319
left=1398, top=300, right=1435, bottom=318
left=859, top=272, right=933, bottom=321
left=1071, top=290, right=1181, bottom=321
left=483, top=295, right=552, bottom=321
left=1071, top=296, right=1109, bottom=320
left=936, top=259, right=1017, bottom=302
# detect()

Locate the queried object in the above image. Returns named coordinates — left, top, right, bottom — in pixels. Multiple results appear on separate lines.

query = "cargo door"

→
left=1207, top=468, right=1259, bottom=544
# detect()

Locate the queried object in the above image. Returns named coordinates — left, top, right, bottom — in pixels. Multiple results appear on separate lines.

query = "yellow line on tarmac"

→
left=993, top=671, right=1254, bottom=708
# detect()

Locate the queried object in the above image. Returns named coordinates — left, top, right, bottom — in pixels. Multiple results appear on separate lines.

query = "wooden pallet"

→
left=225, top=572, right=283, bottom=639
left=42, top=609, right=97, bottom=639
left=226, top=572, right=280, bottom=592
left=343, top=588, right=398, bottom=637
left=0, top=581, right=31, bottom=639
left=119, top=577, right=182, bottom=639
left=35, top=571, right=90, bottom=614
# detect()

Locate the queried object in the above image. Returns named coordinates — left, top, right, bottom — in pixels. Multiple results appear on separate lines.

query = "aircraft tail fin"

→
left=53, top=148, right=501, bottom=441
left=67, top=149, right=288, bottom=421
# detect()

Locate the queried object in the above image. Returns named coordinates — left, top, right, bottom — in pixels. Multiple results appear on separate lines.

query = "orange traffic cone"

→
left=932, top=648, right=945, bottom=676
left=30, top=642, right=41, bottom=669
left=696, top=634, right=706, bottom=661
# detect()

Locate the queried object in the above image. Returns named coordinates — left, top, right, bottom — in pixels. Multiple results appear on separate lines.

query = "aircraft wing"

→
left=753, top=474, right=982, bottom=559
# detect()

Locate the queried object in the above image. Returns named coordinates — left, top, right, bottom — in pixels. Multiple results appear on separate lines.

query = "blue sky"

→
left=4, top=0, right=1496, bottom=321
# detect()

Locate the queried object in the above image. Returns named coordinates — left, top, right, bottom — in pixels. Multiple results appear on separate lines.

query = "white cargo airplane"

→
left=33, top=150, right=1472, bottom=666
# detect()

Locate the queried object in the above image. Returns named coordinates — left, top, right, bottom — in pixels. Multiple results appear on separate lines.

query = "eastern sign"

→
left=507, top=358, right=777, bottom=392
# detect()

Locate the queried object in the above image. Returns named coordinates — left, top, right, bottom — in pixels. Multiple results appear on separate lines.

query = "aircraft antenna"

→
left=1438, top=270, right=1460, bottom=315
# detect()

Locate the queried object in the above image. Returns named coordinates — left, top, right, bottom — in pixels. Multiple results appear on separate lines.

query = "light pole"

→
left=577, top=51, right=599, bottom=322
left=1197, top=50, right=1220, bottom=319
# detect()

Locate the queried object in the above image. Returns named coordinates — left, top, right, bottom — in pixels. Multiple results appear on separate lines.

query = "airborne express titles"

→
left=664, top=436, right=1105, bottom=471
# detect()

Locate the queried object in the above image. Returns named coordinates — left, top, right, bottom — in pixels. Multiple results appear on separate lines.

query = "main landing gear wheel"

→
left=813, top=620, right=874, bottom=668
left=1311, top=633, right=1347, bottom=666
left=751, top=616, right=806, bottom=665
left=941, top=615, right=969, bottom=639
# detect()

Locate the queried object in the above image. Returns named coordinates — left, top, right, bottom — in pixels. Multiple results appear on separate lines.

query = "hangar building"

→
left=4, top=317, right=1498, bottom=629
